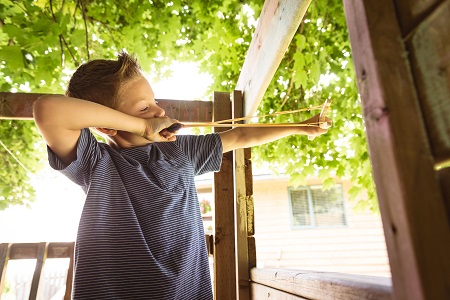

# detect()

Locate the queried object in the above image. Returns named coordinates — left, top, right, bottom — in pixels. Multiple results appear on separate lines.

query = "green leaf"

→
left=322, top=178, right=335, bottom=190
left=0, top=45, right=24, bottom=69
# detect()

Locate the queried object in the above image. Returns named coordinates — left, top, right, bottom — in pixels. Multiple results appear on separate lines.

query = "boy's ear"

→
left=95, top=127, right=117, bottom=136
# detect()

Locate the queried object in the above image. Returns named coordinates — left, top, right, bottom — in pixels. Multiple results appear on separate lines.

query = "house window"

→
left=289, top=184, right=347, bottom=228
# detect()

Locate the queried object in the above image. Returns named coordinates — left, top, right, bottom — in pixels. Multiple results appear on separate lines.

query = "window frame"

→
left=288, top=184, right=348, bottom=229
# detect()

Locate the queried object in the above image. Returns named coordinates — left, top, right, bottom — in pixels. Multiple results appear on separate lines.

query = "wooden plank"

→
left=438, top=167, right=450, bottom=221
left=343, top=0, right=450, bottom=299
left=394, top=0, right=442, bottom=36
left=47, top=242, right=74, bottom=258
left=233, top=90, right=250, bottom=300
left=0, top=244, right=10, bottom=294
left=29, top=242, right=47, bottom=300
left=9, top=243, right=39, bottom=259
left=0, top=92, right=213, bottom=122
left=250, top=282, right=308, bottom=300
left=235, top=0, right=312, bottom=117
left=245, top=151, right=255, bottom=236
left=406, top=0, right=450, bottom=165
left=250, top=268, right=392, bottom=300
left=64, top=242, right=75, bottom=300
left=205, top=234, right=213, bottom=256
left=213, top=91, right=237, bottom=300
left=248, top=237, right=257, bottom=270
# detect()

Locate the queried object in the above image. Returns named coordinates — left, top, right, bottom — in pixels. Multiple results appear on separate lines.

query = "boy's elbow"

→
left=33, top=96, right=57, bottom=125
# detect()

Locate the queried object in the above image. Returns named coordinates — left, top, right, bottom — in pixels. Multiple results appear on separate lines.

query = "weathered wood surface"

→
left=438, top=167, right=450, bottom=221
left=63, top=242, right=75, bottom=300
left=0, top=244, right=9, bottom=293
left=343, top=0, right=450, bottom=299
left=245, top=148, right=254, bottom=236
left=406, top=0, right=450, bottom=165
left=247, top=237, right=257, bottom=270
left=235, top=0, right=312, bottom=117
left=250, top=268, right=392, bottom=300
left=251, top=282, right=308, bottom=300
left=47, top=242, right=74, bottom=258
left=394, top=0, right=443, bottom=36
left=213, top=92, right=237, bottom=300
left=9, top=242, right=40, bottom=259
left=233, top=90, right=250, bottom=300
left=29, top=242, right=47, bottom=300
left=0, top=92, right=213, bottom=122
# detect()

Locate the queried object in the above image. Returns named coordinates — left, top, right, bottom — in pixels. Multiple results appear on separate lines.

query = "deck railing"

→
left=1, top=241, right=392, bottom=300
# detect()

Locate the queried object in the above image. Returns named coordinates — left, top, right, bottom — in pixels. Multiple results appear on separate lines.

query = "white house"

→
left=196, top=174, right=391, bottom=278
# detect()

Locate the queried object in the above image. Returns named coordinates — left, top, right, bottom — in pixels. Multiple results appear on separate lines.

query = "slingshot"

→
left=167, top=99, right=332, bottom=137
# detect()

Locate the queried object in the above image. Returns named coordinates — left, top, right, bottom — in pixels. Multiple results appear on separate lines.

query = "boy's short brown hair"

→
left=66, top=52, right=142, bottom=109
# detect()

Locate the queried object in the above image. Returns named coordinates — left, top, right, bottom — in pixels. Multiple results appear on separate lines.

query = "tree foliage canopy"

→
left=0, top=0, right=376, bottom=211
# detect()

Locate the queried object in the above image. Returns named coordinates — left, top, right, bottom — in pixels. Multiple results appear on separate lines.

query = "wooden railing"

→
left=250, top=268, right=392, bottom=300
left=0, top=237, right=215, bottom=300
left=1, top=242, right=392, bottom=300
left=0, top=242, right=74, bottom=300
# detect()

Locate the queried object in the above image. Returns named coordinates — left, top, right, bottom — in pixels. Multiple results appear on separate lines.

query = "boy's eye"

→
left=140, top=106, right=149, bottom=112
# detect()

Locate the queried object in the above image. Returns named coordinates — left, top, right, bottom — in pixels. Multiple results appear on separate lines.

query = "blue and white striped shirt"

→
left=48, top=128, right=222, bottom=299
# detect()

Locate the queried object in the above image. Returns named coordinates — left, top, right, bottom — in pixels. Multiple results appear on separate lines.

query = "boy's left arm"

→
left=219, top=113, right=331, bottom=153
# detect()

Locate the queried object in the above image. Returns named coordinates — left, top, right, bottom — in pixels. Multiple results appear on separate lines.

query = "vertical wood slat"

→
left=245, top=148, right=254, bottom=236
left=438, top=167, right=450, bottom=221
left=28, top=242, right=47, bottom=300
left=343, top=0, right=450, bottom=299
left=64, top=242, right=75, bottom=300
left=0, top=244, right=10, bottom=293
left=406, top=0, right=450, bottom=165
left=233, top=90, right=250, bottom=300
left=213, top=92, right=237, bottom=300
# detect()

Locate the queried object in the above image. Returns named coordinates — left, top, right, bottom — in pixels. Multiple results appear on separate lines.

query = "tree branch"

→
left=78, top=0, right=90, bottom=60
left=61, top=35, right=79, bottom=66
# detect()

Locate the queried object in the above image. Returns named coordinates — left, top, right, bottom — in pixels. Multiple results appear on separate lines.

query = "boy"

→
left=33, top=52, right=331, bottom=299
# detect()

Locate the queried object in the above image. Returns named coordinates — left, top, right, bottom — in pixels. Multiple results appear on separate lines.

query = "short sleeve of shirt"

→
left=174, top=133, right=223, bottom=176
left=47, top=128, right=101, bottom=190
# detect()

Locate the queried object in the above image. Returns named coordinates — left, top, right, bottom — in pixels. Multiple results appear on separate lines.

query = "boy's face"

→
left=117, top=75, right=165, bottom=119
left=111, top=75, right=166, bottom=147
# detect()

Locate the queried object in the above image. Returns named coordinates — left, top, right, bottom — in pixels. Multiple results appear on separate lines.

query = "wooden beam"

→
left=250, top=268, right=392, bottom=300
left=213, top=92, right=237, bottom=300
left=0, top=92, right=213, bottom=122
left=405, top=0, right=450, bottom=165
left=343, top=0, right=450, bottom=299
left=233, top=90, right=250, bottom=300
left=235, top=0, right=312, bottom=117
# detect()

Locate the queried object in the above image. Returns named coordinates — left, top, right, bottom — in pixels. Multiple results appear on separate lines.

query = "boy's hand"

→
left=300, top=113, right=332, bottom=138
left=142, top=117, right=180, bottom=142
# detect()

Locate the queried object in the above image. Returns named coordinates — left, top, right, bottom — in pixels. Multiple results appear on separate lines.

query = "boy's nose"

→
left=153, top=106, right=165, bottom=118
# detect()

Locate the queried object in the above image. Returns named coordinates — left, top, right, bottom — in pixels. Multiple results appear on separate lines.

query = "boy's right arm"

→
left=33, top=96, right=175, bottom=165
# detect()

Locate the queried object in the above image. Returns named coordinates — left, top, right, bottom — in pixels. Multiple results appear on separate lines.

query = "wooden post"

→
left=233, top=90, right=251, bottom=300
left=0, top=244, right=10, bottom=294
left=29, top=242, right=47, bottom=300
left=213, top=92, right=237, bottom=299
left=63, top=243, right=75, bottom=300
left=343, top=0, right=450, bottom=299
